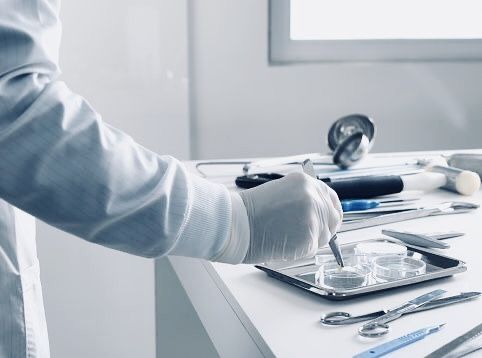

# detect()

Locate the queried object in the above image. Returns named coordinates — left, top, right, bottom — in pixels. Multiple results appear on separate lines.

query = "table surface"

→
left=174, top=152, right=482, bottom=358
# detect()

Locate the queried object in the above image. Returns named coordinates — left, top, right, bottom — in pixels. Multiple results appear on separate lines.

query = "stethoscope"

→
left=195, top=114, right=376, bottom=177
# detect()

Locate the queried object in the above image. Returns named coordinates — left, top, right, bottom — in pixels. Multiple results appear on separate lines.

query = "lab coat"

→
left=0, top=1, right=232, bottom=356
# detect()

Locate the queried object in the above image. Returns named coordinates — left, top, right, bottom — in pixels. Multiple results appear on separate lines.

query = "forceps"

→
left=340, top=202, right=479, bottom=232
left=302, top=159, right=345, bottom=267
left=322, top=290, right=449, bottom=337
left=320, top=292, right=481, bottom=327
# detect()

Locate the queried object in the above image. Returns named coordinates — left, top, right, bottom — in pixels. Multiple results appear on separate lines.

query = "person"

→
left=0, top=1, right=343, bottom=357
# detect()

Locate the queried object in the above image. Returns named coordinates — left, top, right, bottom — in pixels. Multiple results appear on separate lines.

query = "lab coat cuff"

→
left=212, top=191, right=250, bottom=264
left=172, top=174, right=231, bottom=260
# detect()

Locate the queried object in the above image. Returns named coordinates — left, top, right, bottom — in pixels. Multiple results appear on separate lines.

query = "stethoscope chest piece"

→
left=328, top=114, right=376, bottom=169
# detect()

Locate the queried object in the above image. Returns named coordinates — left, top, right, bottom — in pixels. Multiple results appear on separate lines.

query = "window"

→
left=270, top=0, right=482, bottom=63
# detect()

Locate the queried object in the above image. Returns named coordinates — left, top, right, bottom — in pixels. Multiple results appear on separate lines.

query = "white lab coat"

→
left=0, top=1, right=232, bottom=356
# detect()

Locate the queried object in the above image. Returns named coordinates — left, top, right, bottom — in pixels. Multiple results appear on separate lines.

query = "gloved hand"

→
left=213, top=172, right=343, bottom=264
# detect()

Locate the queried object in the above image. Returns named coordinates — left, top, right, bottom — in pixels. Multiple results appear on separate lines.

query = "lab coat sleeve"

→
left=0, top=0, right=232, bottom=259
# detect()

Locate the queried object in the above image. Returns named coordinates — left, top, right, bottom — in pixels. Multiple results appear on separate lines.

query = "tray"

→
left=255, top=238, right=466, bottom=300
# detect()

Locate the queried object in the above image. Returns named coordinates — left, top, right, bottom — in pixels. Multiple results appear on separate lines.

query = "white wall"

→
left=36, top=1, right=193, bottom=357
left=189, top=0, right=482, bottom=160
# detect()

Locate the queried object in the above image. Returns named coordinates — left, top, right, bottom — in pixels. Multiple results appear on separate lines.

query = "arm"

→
left=0, top=0, right=231, bottom=259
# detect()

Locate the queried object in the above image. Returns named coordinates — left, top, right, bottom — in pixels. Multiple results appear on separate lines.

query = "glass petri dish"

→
left=372, top=255, right=426, bottom=282
left=315, top=253, right=362, bottom=266
left=316, top=262, right=371, bottom=290
left=355, top=242, right=407, bottom=266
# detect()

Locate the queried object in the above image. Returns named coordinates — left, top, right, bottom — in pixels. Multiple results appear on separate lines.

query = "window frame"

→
left=269, top=0, right=482, bottom=64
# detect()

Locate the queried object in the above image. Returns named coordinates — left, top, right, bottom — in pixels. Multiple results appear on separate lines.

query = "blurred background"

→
left=36, top=0, right=482, bottom=357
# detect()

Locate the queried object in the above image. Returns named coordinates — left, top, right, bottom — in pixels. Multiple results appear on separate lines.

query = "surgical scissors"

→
left=321, top=290, right=453, bottom=337
left=320, top=292, right=480, bottom=326
left=357, top=289, right=446, bottom=337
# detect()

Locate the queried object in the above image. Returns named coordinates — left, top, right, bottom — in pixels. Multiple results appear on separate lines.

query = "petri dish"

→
left=315, top=252, right=337, bottom=266
left=316, top=262, right=371, bottom=290
left=372, top=255, right=426, bottom=282
left=315, top=253, right=362, bottom=266
left=355, top=242, right=407, bottom=265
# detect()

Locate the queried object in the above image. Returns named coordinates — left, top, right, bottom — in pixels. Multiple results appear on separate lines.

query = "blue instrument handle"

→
left=354, top=325, right=443, bottom=358
left=341, top=199, right=380, bottom=212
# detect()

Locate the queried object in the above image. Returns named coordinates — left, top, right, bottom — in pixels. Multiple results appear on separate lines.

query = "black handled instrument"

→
left=235, top=174, right=404, bottom=200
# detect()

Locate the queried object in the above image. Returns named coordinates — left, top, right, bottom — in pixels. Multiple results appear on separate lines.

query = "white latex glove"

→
left=213, top=172, right=343, bottom=264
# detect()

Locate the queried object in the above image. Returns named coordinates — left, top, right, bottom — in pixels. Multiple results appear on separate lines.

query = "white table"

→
left=169, top=152, right=482, bottom=358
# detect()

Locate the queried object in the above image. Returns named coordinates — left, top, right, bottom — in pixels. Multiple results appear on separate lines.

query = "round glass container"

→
left=355, top=242, right=407, bottom=266
left=316, top=262, right=371, bottom=290
left=372, top=255, right=426, bottom=282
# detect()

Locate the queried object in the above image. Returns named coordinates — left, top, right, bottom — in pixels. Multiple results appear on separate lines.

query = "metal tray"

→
left=255, top=238, right=466, bottom=300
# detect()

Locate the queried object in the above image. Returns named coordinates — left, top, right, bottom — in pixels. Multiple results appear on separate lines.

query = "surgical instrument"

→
left=341, top=196, right=422, bottom=213
left=236, top=168, right=477, bottom=197
left=244, top=114, right=376, bottom=172
left=320, top=292, right=481, bottom=326
left=424, top=231, right=466, bottom=240
left=341, top=200, right=379, bottom=212
left=340, top=202, right=479, bottom=232
left=357, top=289, right=446, bottom=337
left=381, top=229, right=454, bottom=249
left=302, top=159, right=345, bottom=267
left=354, top=324, right=444, bottom=358
left=328, top=234, right=345, bottom=268
left=327, top=114, right=376, bottom=169
left=426, top=322, right=482, bottom=358
left=422, top=162, right=481, bottom=196
left=236, top=173, right=407, bottom=199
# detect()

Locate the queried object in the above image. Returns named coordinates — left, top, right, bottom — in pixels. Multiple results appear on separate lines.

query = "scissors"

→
left=320, top=291, right=480, bottom=327
left=321, top=290, right=451, bottom=337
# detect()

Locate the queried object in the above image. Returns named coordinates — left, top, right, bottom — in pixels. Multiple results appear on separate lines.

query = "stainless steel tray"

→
left=255, top=238, right=466, bottom=300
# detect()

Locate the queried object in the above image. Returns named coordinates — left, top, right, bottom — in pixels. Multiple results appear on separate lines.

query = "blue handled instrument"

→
left=354, top=324, right=444, bottom=358
left=353, top=323, right=445, bottom=358
left=341, top=199, right=380, bottom=212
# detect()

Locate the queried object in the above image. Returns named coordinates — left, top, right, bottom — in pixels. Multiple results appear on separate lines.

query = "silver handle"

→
left=340, top=207, right=437, bottom=232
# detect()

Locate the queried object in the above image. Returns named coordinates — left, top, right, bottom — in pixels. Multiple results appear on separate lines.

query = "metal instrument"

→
left=195, top=114, right=376, bottom=176
left=328, top=234, right=345, bottom=267
left=327, top=114, right=376, bottom=169
left=426, top=322, right=482, bottom=358
left=302, top=159, right=345, bottom=267
left=356, top=289, right=446, bottom=337
left=381, top=229, right=457, bottom=249
left=340, top=202, right=479, bottom=232
left=320, top=292, right=480, bottom=326
left=354, top=324, right=444, bottom=358
left=244, top=114, right=376, bottom=172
